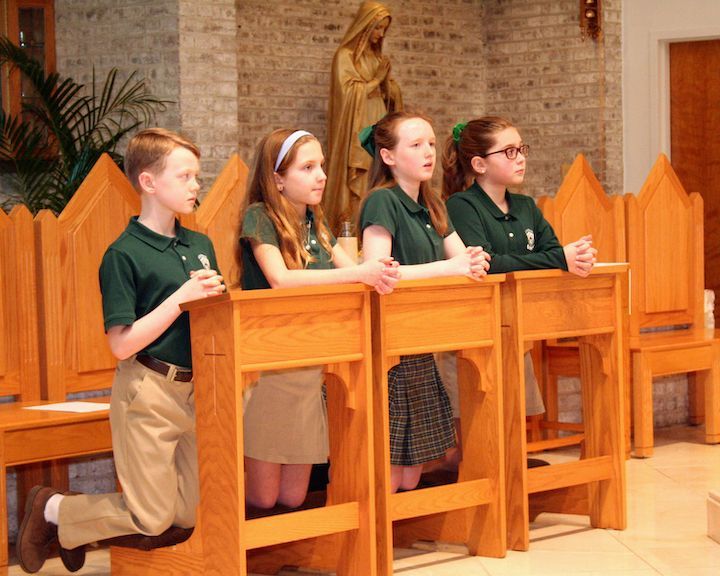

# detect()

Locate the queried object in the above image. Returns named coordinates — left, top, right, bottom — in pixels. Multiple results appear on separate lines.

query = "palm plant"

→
left=0, top=36, right=171, bottom=213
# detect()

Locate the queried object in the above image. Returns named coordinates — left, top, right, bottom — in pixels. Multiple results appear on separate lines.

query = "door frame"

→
left=650, top=27, right=720, bottom=165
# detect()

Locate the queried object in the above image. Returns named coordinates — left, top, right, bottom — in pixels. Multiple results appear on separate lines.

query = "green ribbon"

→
left=359, top=124, right=377, bottom=157
left=452, top=121, right=468, bottom=143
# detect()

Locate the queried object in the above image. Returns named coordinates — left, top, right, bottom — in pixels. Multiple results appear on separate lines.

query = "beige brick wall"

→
left=483, top=0, right=623, bottom=198
left=558, top=375, right=690, bottom=430
left=54, top=0, right=182, bottom=131
left=178, top=0, right=239, bottom=180
left=54, top=0, right=238, bottom=185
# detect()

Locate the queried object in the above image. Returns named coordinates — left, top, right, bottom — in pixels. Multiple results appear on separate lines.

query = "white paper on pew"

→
left=24, top=401, right=110, bottom=413
left=593, top=261, right=629, bottom=266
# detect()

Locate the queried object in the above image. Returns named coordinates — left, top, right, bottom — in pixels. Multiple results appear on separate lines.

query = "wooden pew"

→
left=373, top=277, right=507, bottom=574
left=111, top=285, right=377, bottom=576
left=625, top=154, right=720, bottom=457
left=502, top=266, right=627, bottom=550
left=0, top=154, right=138, bottom=566
left=535, top=154, right=629, bottom=450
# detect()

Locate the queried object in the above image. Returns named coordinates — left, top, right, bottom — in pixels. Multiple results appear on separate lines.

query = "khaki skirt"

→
left=243, top=366, right=328, bottom=464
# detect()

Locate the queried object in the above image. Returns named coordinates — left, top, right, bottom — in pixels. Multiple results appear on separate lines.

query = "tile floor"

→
left=8, top=426, right=719, bottom=575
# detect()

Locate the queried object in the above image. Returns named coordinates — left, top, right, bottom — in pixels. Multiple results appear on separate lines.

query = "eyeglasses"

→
left=482, top=144, right=530, bottom=160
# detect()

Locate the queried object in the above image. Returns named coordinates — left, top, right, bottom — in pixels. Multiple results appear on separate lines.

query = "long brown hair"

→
left=240, top=129, right=334, bottom=270
left=441, top=116, right=514, bottom=199
left=364, top=110, right=449, bottom=236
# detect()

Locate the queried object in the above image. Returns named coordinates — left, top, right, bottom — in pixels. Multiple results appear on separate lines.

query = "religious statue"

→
left=324, top=1, right=403, bottom=233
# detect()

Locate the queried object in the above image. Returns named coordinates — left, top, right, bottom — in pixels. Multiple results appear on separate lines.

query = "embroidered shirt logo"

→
left=525, top=229, right=535, bottom=251
left=198, top=254, right=211, bottom=270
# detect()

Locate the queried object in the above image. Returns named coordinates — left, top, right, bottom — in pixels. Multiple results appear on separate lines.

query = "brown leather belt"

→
left=136, top=354, right=193, bottom=382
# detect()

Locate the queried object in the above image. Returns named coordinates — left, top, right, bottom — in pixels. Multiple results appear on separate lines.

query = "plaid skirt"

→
left=388, top=354, right=456, bottom=466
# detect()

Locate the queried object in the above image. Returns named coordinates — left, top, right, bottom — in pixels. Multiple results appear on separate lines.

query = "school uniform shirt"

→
left=99, top=217, right=219, bottom=368
left=240, top=202, right=337, bottom=289
left=446, top=181, right=567, bottom=274
left=359, top=185, right=453, bottom=265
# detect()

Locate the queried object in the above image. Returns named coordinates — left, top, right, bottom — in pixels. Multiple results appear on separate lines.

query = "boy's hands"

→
left=358, top=257, right=401, bottom=295
left=563, top=235, right=597, bottom=278
left=179, top=269, right=225, bottom=303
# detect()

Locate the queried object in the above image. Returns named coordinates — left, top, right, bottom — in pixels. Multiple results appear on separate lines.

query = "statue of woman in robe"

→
left=324, top=1, right=403, bottom=233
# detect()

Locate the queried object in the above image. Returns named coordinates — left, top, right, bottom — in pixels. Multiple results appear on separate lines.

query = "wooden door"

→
left=670, top=39, right=720, bottom=324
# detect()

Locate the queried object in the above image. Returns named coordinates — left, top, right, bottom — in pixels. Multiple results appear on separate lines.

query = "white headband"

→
left=274, top=130, right=313, bottom=172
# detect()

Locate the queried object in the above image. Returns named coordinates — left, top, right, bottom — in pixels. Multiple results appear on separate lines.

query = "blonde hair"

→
left=124, top=128, right=200, bottom=193
left=241, top=129, right=334, bottom=270
left=442, top=116, right=514, bottom=199
left=363, top=110, right=449, bottom=236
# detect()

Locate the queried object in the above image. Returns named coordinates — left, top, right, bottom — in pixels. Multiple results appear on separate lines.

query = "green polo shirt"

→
left=359, top=186, right=453, bottom=265
left=240, top=202, right=337, bottom=290
left=446, top=182, right=567, bottom=274
left=99, top=217, right=219, bottom=368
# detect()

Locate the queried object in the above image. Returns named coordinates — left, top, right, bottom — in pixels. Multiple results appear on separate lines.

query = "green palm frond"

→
left=0, top=36, right=173, bottom=214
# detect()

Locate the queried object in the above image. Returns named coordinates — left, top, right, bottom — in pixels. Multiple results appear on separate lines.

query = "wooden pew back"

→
left=36, top=154, right=140, bottom=400
left=0, top=206, right=39, bottom=400
left=538, top=153, right=625, bottom=262
left=624, top=153, right=704, bottom=334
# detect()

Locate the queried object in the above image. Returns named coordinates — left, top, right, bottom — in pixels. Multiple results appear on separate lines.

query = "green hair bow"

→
left=452, top=121, right=468, bottom=143
left=359, top=124, right=377, bottom=157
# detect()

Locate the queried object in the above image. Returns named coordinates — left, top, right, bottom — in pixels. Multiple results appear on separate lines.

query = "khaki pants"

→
left=58, top=357, right=198, bottom=549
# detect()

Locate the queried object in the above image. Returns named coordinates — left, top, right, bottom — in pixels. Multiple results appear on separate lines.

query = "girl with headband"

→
left=238, top=128, right=400, bottom=510
left=441, top=116, right=596, bottom=464
left=358, top=111, right=490, bottom=492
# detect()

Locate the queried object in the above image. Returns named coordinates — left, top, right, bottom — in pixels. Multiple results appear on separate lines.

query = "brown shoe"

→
left=16, top=486, right=58, bottom=573
left=103, top=526, right=194, bottom=550
left=56, top=492, right=86, bottom=572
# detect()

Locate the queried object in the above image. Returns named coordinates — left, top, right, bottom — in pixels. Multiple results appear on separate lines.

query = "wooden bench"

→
left=535, top=154, right=629, bottom=451
left=625, top=154, right=720, bottom=457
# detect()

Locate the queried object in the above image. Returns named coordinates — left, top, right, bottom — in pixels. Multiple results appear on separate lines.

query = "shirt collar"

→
left=392, top=185, right=427, bottom=214
left=469, top=181, right=515, bottom=220
left=127, top=216, right=190, bottom=251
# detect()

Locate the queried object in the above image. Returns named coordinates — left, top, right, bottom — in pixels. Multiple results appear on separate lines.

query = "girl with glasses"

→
left=438, top=116, right=597, bottom=466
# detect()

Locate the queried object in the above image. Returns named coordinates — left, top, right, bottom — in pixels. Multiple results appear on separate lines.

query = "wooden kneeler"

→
left=113, top=285, right=376, bottom=575
left=501, top=268, right=627, bottom=551
left=372, top=277, right=507, bottom=574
